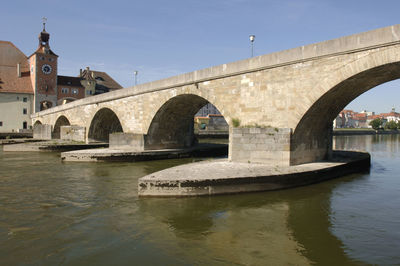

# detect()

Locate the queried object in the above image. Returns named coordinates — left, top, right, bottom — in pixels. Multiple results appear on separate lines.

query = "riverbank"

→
left=333, top=129, right=400, bottom=135
left=0, top=138, right=42, bottom=145
left=0, top=132, right=32, bottom=139
left=2, top=139, right=107, bottom=152
left=138, top=150, right=370, bottom=197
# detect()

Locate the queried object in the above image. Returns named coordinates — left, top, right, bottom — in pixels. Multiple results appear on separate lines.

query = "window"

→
left=23, top=108, right=27, bottom=115
left=23, top=121, right=27, bottom=129
left=72, top=89, right=79, bottom=94
left=17, top=96, right=19, bottom=100
left=0, top=121, right=2, bottom=127
left=86, top=90, right=93, bottom=95
left=23, top=97, right=27, bottom=102
left=49, top=58, right=54, bottom=62
left=61, top=88, right=69, bottom=94
left=40, top=56, right=45, bottom=60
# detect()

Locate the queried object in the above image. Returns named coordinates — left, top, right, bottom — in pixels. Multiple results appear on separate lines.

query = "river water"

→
left=0, top=135, right=399, bottom=265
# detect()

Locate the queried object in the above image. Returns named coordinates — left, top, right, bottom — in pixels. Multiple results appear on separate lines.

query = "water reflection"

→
left=334, top=134, right=400, bottom=154
left=0, top=135, right=399, bottom=265
left=137, top=195, right=310, bottom=265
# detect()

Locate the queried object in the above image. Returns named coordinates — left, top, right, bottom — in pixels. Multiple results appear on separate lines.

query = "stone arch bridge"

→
left=32, top=25, right=400, bottom=166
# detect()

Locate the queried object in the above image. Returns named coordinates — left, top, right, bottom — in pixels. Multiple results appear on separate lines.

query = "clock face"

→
left=42, top=64, right=52, bottom=75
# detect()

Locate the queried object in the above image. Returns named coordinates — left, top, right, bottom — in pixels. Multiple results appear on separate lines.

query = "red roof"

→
left=381, top=112, right=400, bottom=118
left=0, top=41, right=33, bottom=94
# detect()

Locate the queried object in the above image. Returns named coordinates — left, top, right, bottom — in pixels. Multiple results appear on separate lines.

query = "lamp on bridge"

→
left=134, top=70, right=138, bottom=86
left=249, top=35, right=255, bottom=57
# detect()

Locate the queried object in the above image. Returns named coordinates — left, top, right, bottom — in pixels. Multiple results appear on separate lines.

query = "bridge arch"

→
left=291, top=48, right=400, bottom=165
left=52, top=115, right=71, bottom=139
left=88, top=107, right=123, bottom=142
left=145, top=94, right=227, bottom=149
left=33, top=120, right=42, bottom=128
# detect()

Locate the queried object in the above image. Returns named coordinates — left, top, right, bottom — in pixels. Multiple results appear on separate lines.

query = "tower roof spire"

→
left=33, top=17, right=57, bottom=56
left=38, top=17, right=50, bottom=49
left=42, top=17, right=47, bottom=31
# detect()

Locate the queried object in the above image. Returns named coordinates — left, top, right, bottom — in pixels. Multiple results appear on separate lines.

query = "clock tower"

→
left=29, top=18, right=58, bottom=112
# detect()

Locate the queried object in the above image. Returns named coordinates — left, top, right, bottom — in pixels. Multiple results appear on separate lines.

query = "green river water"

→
left=0, top=135, right=399, bottom=265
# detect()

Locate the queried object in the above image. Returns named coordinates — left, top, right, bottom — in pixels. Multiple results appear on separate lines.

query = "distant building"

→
left=194, top=103, right=228, bottom=132
left=334, top=108, right=398, bottom=129
left=195, top=103, right=221, bottom=117
left=381, top=107, right=400, bottom=123
left=0, top=24, right=122, bottom=133
left=360, top=110, right=375, bottom=116
left=353, top=113, right=368, bottom=128
left=334, top=110, right=357, bottom=128
left=0, top=41, right=34, bottom=132
left=57, top=67, right=122, bottom=105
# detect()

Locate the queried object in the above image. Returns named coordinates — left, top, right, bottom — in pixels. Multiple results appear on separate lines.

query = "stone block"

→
left=33, top=124, right=52, bottom=140
left=109, top=133, right=145, bottom=150
left=60, top=126, right=86, bottom=142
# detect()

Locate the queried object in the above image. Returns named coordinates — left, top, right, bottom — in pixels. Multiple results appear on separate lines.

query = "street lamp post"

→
left=249, top=35, right=255, bottom=57
left=134, top=70, right=138, bottom=85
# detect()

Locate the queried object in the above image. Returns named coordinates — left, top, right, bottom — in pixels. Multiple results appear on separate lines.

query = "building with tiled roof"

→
left=380, top=108, right=400, bottom=123
left=334, top=108, right=400, bottom=129
left=0, top=23, right=123, bottom=133
left=0, top=41, right=34, bottom=132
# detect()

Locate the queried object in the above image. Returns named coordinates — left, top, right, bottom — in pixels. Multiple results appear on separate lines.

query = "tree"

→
left=369, top=118, right=383, bottom=130
left=385, top=120, right=398, bottom=130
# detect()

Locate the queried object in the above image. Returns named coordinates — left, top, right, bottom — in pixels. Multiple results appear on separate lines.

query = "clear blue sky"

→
left=1, top=0, right=399, bottom=113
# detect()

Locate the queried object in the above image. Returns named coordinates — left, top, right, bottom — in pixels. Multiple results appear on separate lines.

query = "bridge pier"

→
left=60, top=126, right=86, bottom=142
left=33, top=124, right=52, bottom=140
left=229, top=127, right=292, bottom=166
left=290, top=124, right=333, bottom=165
left=109, top=133, right=145, bottom=150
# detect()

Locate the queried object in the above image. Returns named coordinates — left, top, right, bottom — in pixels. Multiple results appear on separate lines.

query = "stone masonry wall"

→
left=109, top=133, right=144, bottom=150
left=33, top=124, right=52, bottom=140
left=229, top=127, right=291, bottom=166
left=60, top=126, right=86, bottom=142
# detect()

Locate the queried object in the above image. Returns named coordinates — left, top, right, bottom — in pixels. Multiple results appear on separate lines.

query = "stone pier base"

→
left=138, top=151, right=370, bottom=197
left=229, top=127, right=291, bottom=166
left=60, top=126, right=86, bottom=142
left=109, top=133, right=145, bottom=150
left=33, top=124, right=52, bottom=140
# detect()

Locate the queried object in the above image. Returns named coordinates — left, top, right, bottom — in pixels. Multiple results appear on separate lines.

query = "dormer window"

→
left=95, top=77, right=104, bottom=81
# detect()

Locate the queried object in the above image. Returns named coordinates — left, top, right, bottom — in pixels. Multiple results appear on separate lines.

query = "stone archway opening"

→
left=88, top=108, right=123, bottom=143
left=145, top=94, right=228, bottom=150
left=33, top=120, right=42, bottom=129
left=52, top=115, right=70, bottom=139
left=291, top=62, right=400, bottom=165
